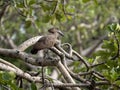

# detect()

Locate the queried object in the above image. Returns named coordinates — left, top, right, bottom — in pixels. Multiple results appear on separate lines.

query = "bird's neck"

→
left=49, top=32, right=59, bottom=39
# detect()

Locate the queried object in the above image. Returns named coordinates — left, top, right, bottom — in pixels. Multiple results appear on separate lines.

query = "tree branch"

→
left=0, top=48, right=59, bottom=66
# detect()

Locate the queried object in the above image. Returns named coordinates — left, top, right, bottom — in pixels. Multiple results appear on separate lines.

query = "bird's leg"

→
left=41, top=49, right=49, bottom=89
left=41, top=66, right=45, bottom=85
left=38, top=66, right=47, bottom=90
left=40, top=66, right=47, bottom=90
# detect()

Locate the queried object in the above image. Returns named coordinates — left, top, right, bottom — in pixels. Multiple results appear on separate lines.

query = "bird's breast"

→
left=34, top=36, right=56, bottom=50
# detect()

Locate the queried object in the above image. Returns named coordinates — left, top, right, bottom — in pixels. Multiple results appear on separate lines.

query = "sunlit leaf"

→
left=115, top=80, right=120, bottom=85
left=110, top=68, right=118, bottom=81
left=42, top=15, right=51, bottom=23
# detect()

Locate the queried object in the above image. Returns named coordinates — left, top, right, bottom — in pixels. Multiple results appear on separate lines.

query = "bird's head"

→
left=48, top=28, right=64, bottom=36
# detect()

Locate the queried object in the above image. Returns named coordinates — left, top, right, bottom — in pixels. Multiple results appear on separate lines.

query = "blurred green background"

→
left=0, top=0, right=120, bottom=89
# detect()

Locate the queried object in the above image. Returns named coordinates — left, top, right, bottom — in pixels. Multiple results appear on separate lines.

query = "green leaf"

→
left=110, top=68, right=118, bottom=81
left=29, top=0, right=36, bottom=6
left=115, top=80, right=120, bottom=86
left=42, top=15, right=51, bottom=23
left=66, top=6, right=75, bottom=13
left=107, top=23, right=120, bottom=32
left=0, top=71, right=5, bottom=83
left=2, top=72, right=11, bottom=81
left=55, top=13, right=63, bottom=22
left=82, top=0, right=91, bottom=3
left=51, top=16, right=57, bottom=25
left=40, top=3, right=50, bottom=12
left=16, top=3, right=24, bottom=8
left=107, top=25, right=114, bottom=32
left=67, top=15, right=72, bottom=20
left=88, top=58, right=94, bottom=63
left=31, top=83, right=37, bottom=90
left=8, top=71, right=16, bottom=79
left=9, top=82, right=19, bottom=90
left=25, top=20, right=31, bottom=28
left=94, top=0, right=98, bottom=5
left=2, top=71, right=15, bottom=82
left=112, top=24, right=117, bottom=31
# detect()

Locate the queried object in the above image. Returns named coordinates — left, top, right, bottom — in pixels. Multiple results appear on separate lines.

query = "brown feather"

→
left=31, top=28, right=63, bottom=54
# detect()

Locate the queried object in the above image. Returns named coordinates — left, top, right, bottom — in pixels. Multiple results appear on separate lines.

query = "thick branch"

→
left=0, top=62, right=41, bottom=83
left=56, top=61, right=80, bottom=90
left=0, top=48, right=59, bottom=66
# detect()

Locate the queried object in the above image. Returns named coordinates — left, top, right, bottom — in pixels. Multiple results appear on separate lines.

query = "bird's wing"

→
left=37, top=36, right=47, bottom=44
left=32, top=36, right=47, bottom=49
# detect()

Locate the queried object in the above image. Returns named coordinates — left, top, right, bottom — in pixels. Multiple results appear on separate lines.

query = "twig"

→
left=54, top=44, right=90, bottom=69
left=78, top=71, right=93, bottom=76
left=66, top=68, right=89, bottom=83
left=51, top=0, right=58, bottom=15
left=61, top=0, right=67, bottom=18
left=61, top=43, right=73, bottom=56
left=72, top=50, right=90, bottom=70
left=93, top=73, right=107, bottom=81
left=90, top=61, right=106, bottom=68
left=6, top=34, right=17, bottom=49
left=14, top=7, right=26, bottom=17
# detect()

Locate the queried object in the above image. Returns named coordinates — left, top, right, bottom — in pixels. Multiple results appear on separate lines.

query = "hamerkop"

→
left=31, top=28, right=64, bottom=54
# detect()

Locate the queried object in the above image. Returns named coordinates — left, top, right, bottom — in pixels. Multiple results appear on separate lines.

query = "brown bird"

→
left=31, top=28, right=64, bottom=54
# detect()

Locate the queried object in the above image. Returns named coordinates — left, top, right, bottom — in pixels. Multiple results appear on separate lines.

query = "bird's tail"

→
left=31, top=49, right=38, bottom=54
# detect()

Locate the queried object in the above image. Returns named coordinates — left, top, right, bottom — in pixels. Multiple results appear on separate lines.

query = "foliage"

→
left=93, top=24, right=120, bottom=87
left=0, top=0, right=120, bottom=90
left=0, top=71, right=18, bottom=90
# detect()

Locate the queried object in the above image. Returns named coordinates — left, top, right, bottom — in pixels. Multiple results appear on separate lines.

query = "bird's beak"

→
left=57, top=30, right=64, bottom=36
